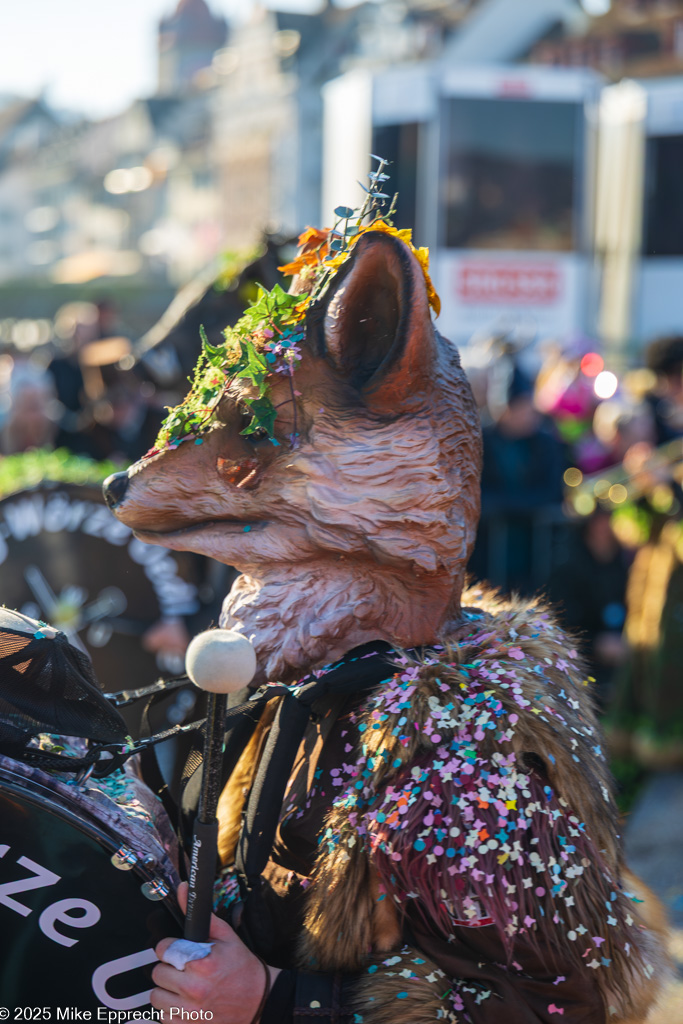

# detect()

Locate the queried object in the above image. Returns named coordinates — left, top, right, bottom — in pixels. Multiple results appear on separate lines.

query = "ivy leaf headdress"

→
left=153, top=156, right=440, bottom=454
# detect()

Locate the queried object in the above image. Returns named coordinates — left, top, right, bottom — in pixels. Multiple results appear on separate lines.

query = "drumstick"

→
left=183, top=628, right=257, bottom=942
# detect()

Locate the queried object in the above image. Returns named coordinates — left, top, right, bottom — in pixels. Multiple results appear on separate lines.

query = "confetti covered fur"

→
left=297, top=590, right=669, bottom=1024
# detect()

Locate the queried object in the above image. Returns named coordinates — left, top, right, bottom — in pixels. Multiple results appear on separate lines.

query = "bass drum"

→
left=0, top=480, right=206, bottom=731
left=0, top=755, right=182, bottom=1010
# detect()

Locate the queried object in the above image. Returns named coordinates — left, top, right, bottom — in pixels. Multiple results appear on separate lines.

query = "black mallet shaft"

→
left=182, top=629, right=257, bottom=942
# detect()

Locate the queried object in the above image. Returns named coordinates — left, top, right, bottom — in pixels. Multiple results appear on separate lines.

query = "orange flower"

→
left=297, top=226, right=330, bottom=249
left=321, top=220, right=441, bottom=316
left=355, top=221, right=441, bottom=316
left=278, top=226, right=330, bottom=276
left=279, top=219, right=442, bottom=317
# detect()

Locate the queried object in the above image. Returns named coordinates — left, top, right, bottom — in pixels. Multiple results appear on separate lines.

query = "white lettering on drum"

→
left=103, top=518, right=132, bottom=547
left=44, top=495, right=74, bottom=533
left=128, top=539, right=168, bottom=566
left=0, top=490, right=198, bottom=619
left=91, top=948, right=159, bottom=1010
left=128, top=539, right=199, bottom=617
left=82, top=507, right=115, bottom=539
left=3, top=498, right=44, bottom=541
left=38, top=897, right=101, bottom=947
left=0, top=855, right=61, bottom=916
left=66, top=501, right=91, bottom=532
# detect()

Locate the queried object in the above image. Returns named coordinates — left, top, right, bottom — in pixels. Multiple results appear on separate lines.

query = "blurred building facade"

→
left=0, top=0, right=460, bottom=296
left=531, top=0, right=683, bottom=79
left=0, top=0, right=683, bottom=356
left=158, top=0, right=228, bottom=95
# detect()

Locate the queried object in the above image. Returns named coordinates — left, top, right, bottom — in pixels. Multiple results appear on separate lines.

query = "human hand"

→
left=142, top=617, right=191, bottom=657
left=151, top=882, right=279, bottom=1024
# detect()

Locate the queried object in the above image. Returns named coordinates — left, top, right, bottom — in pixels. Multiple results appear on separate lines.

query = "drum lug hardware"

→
left=111, top=845, right=137, bottom=870
left=141, top=877, right=171, bottom=901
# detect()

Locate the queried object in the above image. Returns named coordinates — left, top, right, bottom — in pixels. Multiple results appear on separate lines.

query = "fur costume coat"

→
left=213, top=590, right=669, bottom=1024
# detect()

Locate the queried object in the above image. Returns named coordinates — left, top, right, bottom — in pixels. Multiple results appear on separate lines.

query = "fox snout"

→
left=103, top=470, right=130, bottom=510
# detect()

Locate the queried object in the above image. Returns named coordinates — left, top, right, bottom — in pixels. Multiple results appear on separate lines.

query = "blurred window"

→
left=643, top=135, right=683, bottom=257
left=442, top=97, right=579, bottom=252
left=371, top=123, right=420, bottom=233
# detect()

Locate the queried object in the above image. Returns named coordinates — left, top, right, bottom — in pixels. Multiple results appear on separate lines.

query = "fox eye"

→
left=244, top=426, right=270, bottom=442
left=236, top=402, right=270, bottom=443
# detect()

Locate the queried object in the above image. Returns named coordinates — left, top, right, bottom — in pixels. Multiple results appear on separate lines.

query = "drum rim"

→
left=0, top=766, right=182, bottom=923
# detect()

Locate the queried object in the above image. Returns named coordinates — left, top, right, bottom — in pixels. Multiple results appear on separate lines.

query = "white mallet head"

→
left=185, top=629, right=257, bottom=694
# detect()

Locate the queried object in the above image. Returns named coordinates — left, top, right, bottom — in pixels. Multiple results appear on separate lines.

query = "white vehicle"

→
left=323, top=63, right=602, bottom=348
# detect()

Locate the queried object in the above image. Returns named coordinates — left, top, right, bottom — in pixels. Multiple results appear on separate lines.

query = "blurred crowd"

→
left=466, top=330, right=683, bottom=771
left=2, top=302, right=683, bottom=768
left=0, top=299, right=203, bottom=677
left=0, top=299, right=166, bottom=464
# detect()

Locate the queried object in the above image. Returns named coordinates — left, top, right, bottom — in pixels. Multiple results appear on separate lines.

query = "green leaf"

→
left=334, top=205, right=355, bottom=218
left=234, top=340, right=268, bottom=391
left=240, top=396, right=277, bottom=437
left=202, top=324, right=226, bottom=367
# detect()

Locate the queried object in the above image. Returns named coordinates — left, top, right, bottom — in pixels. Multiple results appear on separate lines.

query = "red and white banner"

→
left=456, top=262, right=561, bottom=305
left=433, top=251, right=586, bottom=343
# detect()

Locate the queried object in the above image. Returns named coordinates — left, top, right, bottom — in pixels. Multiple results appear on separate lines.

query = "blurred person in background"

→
left=644, top=334, right=683, bottom=445
left=549, top=507, right=629, bottom=707
left=76, top=338, right=162, bottom=463
left=535, top=338, right=610, bottom=474
left=535, top=339, right=597, bottom=448
left=0, top=361, right=60, bottom=454
left=592, top=397, right=656, bottom=471
left=607, top=502, right=683, bottom=770
left=470, top=361, right=567, bottom=595
left=48, top=298, right=130, bottom=455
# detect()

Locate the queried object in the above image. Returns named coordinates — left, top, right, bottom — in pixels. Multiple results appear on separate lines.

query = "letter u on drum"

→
left=91, top=948, right=158, bottom=1010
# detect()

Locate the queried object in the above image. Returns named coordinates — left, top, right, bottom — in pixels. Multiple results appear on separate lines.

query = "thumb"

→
left=176, top=881, right=235, bottom=943
left=177, top=880, right=189, bottom=913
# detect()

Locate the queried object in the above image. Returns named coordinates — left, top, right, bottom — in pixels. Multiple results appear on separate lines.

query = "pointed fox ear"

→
left=310, top=231, right=436, bottom=414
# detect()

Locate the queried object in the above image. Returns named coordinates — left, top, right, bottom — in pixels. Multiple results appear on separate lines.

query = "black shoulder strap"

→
left=231, top=642, right=403, bottom=952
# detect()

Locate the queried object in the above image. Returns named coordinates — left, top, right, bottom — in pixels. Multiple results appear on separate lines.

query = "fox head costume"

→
left=104, top=231, right=482, bottom=682
left=104, top=223, right=671, bottom=1024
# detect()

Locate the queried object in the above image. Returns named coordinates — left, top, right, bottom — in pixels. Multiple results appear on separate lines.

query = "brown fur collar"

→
left=213, top=590, right=669, bottom=1022
left=298, top=589, right=670, bottom=1023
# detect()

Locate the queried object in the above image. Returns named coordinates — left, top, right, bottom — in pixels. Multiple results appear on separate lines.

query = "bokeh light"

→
left=575, top=493, right=597, bottom=516
left=594, top=370, right=618, bottom=399
left=563, top=467, right=583, bottom=487
left=104, top=167, right=154, bottom=195
left=608, top=484, right=628, bottom=504
left=580, top=352, right=604, bottom=378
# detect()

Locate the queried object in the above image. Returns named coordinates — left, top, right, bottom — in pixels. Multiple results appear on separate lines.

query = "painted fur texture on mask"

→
left=105, top=232, right=482, bottom=684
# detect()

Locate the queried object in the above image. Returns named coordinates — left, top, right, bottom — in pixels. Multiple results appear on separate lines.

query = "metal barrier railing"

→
left=471, top=505, right=576, bottom=594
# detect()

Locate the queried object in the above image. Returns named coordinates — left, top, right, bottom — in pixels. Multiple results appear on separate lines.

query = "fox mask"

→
left=104, top=232, right=482, bottom=682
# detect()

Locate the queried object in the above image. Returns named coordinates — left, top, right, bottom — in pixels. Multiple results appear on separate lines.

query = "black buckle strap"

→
left=293, top=972, right=356, bottom=1023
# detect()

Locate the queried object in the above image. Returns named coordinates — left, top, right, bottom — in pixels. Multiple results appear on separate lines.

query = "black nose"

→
left=103, top=471, right=129, bottom=510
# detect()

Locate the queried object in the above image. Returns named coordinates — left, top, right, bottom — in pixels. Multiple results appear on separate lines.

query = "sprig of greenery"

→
left=154, top=156, right=398, bottom=452
left=310, top=154, right=396, bottom=304
left=155, top=287, right=307, bottom=448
